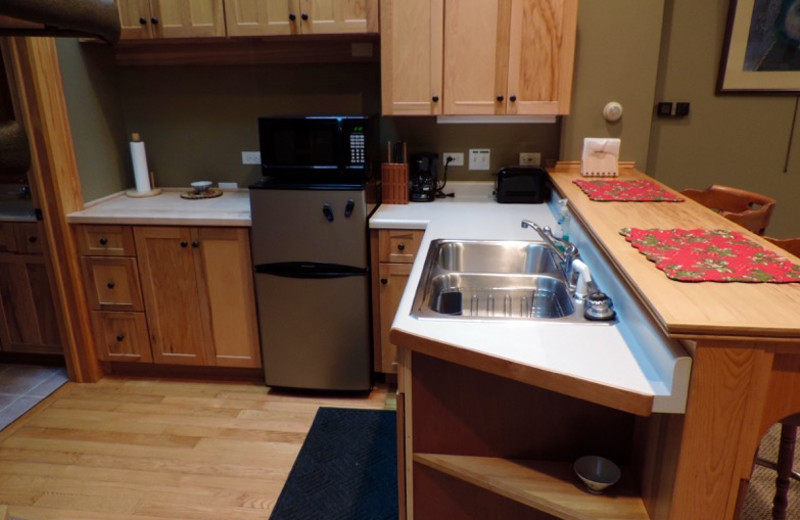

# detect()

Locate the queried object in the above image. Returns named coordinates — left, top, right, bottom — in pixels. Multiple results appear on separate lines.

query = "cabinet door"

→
left=380, top=0, right=444, bottom=115
left=135, top=227, right=212, bottom=366
left=193, top=228, right=261, bottom=368
left=225, top=0, right=300, bottom=36
left=299, top=0, right=377, bottom=34
left=444, top=0, right=510, bottom=115
left=506, top=0, right=578, bottom=115
left=150, top=0, right=226, bottom=38
left=0, top=253, right=61, bottom=355
left=92, top=311, right=152, bottom=363
left=377, top=262, right=411, bottom=373
left=117, top=0, right=155, bottom=39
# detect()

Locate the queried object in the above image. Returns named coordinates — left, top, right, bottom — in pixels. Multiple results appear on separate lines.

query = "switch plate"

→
left=675, top=102, right=690, bottom=117
left=519, top=152, right=541, bottom=166
left=656, top=102, right=673, bottom=117
left=443, top=152, right=464, bottom=167
left=219, top=182, right=239, bottom=190
left=469, top=148, right=491, bottom=171
left=241, top=151, right=261, bottom=165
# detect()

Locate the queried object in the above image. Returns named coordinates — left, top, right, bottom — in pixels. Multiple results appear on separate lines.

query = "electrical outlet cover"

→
left=443, top=152, right=464, bottom=167
left=469, top=149, right=491, bottom=171
left=241, top=151, right=261, bottom=165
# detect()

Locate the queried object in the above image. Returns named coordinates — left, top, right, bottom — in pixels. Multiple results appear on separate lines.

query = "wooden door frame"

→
left=1, top=36, right=103, bottom=382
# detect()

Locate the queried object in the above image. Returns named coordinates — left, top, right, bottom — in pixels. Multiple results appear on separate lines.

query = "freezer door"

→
left=256, top=272, right=371, bottom=391
left=250, top=188, right=367, bottom=268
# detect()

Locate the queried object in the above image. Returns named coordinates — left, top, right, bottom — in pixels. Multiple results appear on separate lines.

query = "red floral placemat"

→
left=574, top=179, right=684, bottom=202
left=621, top=228, right=800, bottom=282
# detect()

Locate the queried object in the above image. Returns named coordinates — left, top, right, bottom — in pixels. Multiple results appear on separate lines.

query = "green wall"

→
left=648, top=0, right=799, bottom=237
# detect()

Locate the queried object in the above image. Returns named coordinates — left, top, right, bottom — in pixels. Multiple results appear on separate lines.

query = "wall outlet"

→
left=468, top=148, right=491, bottom=171
left=241, top=151, right=261, bottom=165
left=218, top=182, right=238, bottom=190
left=519, top=152, right=541, bottom=166
left=443, top=152, right=464, bottom=167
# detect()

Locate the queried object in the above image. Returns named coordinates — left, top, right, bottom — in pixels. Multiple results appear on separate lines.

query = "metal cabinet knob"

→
left=139, top=17, right=147, bottom=25
left=116, top=334, right=125, bottom=342
left=397, top=242, right=405, bottom=251
left=107, top=281, right=115, bottom=289
left=380, top=278, right=388, bottom=285
left=496, top=95, right=504, bottom=102
left=432, top=96, right=439, bottom=102
left=99, top=237, right=108, bottom=245
left=301, top=12, right=309, bottom=20
left=192, top=241, right=199, bottom=248
left=289, top=12, right=296, bottom=21
left=151, top=17, right=159, bottom=24
left=180, top=241, right=188, bottom=248
left=509, top=95, right=517, bottom=102
left=28, top=236, right=37, bottom=243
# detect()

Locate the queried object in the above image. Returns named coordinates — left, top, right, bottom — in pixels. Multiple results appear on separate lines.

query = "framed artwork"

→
left=719, top=0, right=800, bottom=93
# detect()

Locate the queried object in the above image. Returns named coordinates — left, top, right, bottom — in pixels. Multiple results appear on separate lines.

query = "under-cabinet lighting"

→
left=436, top=115, right=557, bottom=124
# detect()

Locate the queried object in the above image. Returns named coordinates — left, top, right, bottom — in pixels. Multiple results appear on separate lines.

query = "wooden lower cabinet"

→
left=134, top=226, right=260, bottom=368
left=371, top=228, right=424, bottom=374
left=77, top=224, right=261, bottom=369
left=0, top=252, right=61, bottom=355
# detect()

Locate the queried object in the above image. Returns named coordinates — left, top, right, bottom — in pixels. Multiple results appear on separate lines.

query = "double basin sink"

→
left=412, top=239, right=601, bottom=323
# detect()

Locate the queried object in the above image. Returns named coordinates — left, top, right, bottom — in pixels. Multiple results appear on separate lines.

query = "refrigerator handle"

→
left=322, top=203, right=334, bottom=222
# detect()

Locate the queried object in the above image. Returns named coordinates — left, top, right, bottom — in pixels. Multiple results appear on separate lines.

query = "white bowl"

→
left=573, top=455, right=621, bottom=494
left=191, top=181, right=213, bottom=193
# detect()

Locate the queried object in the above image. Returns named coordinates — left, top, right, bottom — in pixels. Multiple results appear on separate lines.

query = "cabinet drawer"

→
left=91, top=311, right=152, bottom=363
left=82, top=257, right=144, bottom=311
left=0, top=223, right=18, bottom=252
left=379, top=229, right=424, bottom=263
left=78, top=225, right=136, bottom=256
left=15, top=222, right=43, bottom=254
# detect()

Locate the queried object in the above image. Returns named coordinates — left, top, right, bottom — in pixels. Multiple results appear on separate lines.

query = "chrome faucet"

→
left=521, top=218, right=596, bottom=299
left=521, top=219, right=577, bottom=272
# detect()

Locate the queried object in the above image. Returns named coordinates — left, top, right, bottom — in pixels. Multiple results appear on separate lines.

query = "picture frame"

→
left=718, top=0, right=800, bottom=93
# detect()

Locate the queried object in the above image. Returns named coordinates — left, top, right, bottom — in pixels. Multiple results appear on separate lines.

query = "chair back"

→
left=680, top=185, right=775, bottom=235
left=765, top=237, right=800, bottom=258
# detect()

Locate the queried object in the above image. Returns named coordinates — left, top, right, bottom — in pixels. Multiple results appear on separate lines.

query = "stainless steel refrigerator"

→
left=249, top=183, right=371, bottom=391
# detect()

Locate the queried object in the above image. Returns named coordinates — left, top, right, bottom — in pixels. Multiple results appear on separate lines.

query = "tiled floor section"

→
left=0, top=363, right=68, bottom=431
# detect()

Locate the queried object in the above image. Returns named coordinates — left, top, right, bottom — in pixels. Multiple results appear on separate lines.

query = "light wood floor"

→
left=0, top=377, right=391, bottom=520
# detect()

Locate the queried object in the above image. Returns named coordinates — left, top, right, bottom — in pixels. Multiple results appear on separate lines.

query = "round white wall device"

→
left=603, top=101, right=623, bottom=122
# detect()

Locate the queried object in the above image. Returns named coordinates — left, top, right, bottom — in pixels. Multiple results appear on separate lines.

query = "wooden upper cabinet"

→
left=506, top=0, right=578, bottom=115
left=299, top=0, right=378, bottom=34
left=444, top=0, right=577, bottom=115
left=225, top=0, right=299, bottom=37
left=382, top=0, right=577, bottom=116
left=117, top=0, right=225, bottom=39
left=380, top=0, right=444, bottom=115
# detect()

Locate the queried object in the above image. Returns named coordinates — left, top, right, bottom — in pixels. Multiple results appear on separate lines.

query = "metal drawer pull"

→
left=99, top=237, right=108, bottom=245
left=106, top=281, right=115, bottom=289
left=116, top=334, right=125, bottom=342
left=397, top=242, right=405, bottom=251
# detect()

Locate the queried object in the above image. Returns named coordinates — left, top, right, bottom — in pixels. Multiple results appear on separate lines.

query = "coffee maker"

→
left=409, top=153, right=438, bottom=202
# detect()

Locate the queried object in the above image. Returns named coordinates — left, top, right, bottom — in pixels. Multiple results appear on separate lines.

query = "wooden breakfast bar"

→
left=387, top=164, right=800, bottom=520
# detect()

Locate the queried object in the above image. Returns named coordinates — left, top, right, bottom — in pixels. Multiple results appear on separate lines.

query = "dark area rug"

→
left=270, top=407, right=398, bottom=520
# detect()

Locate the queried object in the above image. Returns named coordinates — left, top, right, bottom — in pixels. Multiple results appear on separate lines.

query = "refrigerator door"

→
left=256, top=272, right=371, bottom=391
left=250, top=188, right=367, bottom=268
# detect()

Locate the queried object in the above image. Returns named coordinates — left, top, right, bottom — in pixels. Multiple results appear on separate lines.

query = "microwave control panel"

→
left=349, top=131, right=365, bottom=165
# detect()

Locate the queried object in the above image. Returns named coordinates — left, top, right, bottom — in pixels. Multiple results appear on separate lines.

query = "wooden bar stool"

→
left=755, top=415, right=800, bottom=519
left=680, top=185, right=776, bottom=235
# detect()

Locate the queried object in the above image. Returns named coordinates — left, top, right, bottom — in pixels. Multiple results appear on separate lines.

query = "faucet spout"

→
left=520, top=219, right=576, bottom=268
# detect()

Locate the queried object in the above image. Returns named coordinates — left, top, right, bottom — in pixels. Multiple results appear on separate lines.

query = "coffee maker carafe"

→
left=409, top=153, right=438, bottom=202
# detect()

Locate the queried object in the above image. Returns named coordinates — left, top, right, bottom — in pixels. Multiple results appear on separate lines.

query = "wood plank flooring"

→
left=0, top=377, right=391, bottom=520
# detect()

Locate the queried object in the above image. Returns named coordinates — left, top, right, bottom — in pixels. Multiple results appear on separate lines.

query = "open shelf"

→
left=414, top=453, right=649, bottom=520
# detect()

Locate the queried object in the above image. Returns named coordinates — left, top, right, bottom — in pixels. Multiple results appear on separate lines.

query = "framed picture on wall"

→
left=719, top=0, right=800, bottom=92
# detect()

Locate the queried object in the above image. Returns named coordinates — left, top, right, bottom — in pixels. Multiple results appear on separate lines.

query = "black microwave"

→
left=258, top=116, right=376, bottom=183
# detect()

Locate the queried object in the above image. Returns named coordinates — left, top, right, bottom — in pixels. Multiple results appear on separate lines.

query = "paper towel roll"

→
left=130, top=133, right=152, bottom=194
left=581, top=138, right=620, bottom=177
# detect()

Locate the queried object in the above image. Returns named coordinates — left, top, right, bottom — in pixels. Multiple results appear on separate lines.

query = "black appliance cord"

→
left=435, top=156, right=455, bottom=198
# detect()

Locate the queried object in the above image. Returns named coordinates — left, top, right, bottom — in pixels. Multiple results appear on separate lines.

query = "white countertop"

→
left=370, top=182, right=691, bottom=414
left=67, top=189, right=251, bottom=226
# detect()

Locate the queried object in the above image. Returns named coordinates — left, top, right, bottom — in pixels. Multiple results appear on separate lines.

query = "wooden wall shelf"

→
left=108, top=34, right=380, bottom=67
left=415, top=453, right=649, bottom=520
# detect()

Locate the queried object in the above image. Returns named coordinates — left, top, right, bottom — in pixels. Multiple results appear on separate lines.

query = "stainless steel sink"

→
left=411, top=239, right=601, bottom=323
left=434, top=240, right=561, bottom=274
